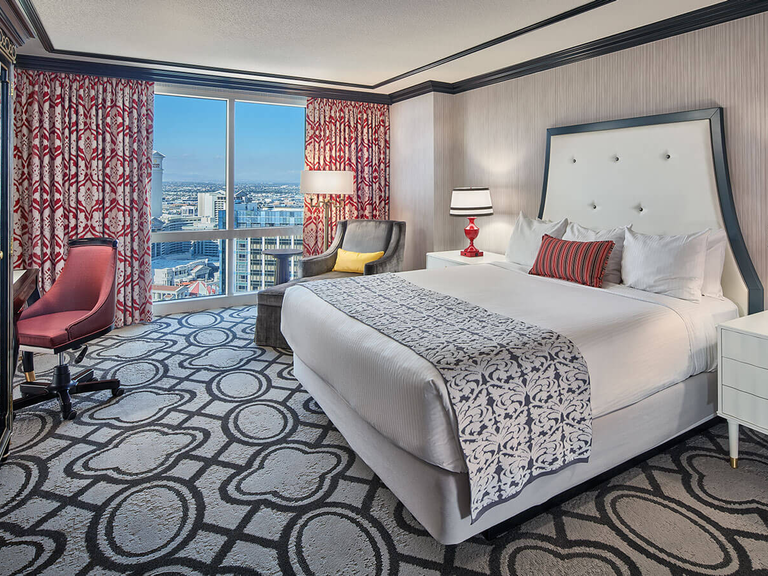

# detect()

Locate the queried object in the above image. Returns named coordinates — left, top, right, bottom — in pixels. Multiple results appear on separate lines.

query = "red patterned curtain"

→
left=303, top=98, right=390, bottom=255
left=12, top=70, right=154, bottom=327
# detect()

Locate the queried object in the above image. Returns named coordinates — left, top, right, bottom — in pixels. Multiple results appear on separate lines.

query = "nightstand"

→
left=718, top=311, right=768, bottom=469
left=426, top=250, right=505, bottom=269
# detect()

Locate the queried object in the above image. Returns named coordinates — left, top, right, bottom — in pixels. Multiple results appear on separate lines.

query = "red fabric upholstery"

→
left=529, top=234, right=615, bottom=288
left=18, top=240, right=118, bottom=349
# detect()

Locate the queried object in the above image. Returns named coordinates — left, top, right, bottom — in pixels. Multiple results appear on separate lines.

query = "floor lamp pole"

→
left=323, top=199, right=331, bottom=252
left=308, top=195, right=341, bottom=253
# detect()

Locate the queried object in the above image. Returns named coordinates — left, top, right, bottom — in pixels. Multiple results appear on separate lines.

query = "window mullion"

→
left=226, top=97, right=236, bottom=297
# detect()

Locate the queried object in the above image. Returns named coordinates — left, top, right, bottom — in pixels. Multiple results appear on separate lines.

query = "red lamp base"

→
left=460, top=217, right=483, bottom=257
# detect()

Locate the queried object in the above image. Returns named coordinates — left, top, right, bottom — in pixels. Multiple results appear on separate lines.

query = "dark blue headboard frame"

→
left=538, top=107, right=763, bottom=315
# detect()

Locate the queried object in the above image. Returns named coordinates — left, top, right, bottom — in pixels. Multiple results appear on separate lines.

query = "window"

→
left=150, top=91, right=305, bottom=307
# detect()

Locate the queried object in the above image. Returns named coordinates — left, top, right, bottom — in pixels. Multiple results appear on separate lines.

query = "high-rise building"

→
left=151, top=151, right=165, bottom=219
left=198, top=191, right=226, bottom=226
left=225, top=204, right=303, bottom=292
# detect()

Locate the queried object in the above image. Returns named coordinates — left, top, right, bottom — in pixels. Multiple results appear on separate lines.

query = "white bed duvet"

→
left=281, top=262, right=737, bottom=473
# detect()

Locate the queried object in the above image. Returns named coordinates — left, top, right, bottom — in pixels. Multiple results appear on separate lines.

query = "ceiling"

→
left=18, top=0, right=722, bottom=95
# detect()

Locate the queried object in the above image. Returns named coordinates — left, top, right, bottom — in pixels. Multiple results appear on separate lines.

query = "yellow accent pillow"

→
left=332, top=248, right=385, bottom=274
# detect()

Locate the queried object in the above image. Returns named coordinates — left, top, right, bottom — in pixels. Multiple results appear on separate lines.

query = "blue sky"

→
left=153, top=94, right=306, bottom=183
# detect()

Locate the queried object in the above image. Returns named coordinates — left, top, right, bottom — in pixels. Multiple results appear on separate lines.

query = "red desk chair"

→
left=13, top=238, right=124, bottom=420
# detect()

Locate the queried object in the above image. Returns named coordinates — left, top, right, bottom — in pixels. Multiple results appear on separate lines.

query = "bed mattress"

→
left=281, top=262, right=737, bottom=473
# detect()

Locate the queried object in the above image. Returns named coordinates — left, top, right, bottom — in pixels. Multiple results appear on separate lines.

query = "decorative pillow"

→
left=332, top=249, right=385, bottom=274
left=505, top=212, right=568, bottom=268
left=563, top=222, right=629, bottom=285
left=702, top=229, right=727, bottom=298
left=621, top=229, right=709, bottom=302
left=529, top=235, right=615, bottom=288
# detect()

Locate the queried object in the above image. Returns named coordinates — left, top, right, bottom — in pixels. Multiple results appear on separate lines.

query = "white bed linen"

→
left=281, top=263, right=737, bottom=473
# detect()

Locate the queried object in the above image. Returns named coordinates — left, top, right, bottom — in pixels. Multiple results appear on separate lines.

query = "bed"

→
left=281, top=108, right=764, bottom=544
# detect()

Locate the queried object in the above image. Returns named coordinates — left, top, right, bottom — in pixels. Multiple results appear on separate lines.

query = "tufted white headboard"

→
left=539, top=108, right=762, bottom=316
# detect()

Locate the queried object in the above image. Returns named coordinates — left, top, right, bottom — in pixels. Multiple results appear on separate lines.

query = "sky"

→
left=153, top=94, right=306, bottom=184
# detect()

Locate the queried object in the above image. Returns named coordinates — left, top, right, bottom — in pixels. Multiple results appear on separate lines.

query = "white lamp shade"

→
left=300, top=170, right=355, bottom=195
left=450, top=187, right=493, bottom=216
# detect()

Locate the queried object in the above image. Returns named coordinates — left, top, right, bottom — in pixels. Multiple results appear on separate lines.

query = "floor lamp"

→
left=300, top=170, right=355, bottom=252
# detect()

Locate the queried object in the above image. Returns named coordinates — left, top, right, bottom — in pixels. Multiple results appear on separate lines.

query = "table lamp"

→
left=300, top=170, right=355, bottom=251
left=450, top=187, right=493, bottom=257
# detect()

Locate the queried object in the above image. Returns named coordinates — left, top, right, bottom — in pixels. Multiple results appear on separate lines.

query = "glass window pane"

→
left=151, top=240, right=226, bottom=301
left=234, top=234, right=303, bottom=293
left=234, top=101, right=304, bottom=229
left=152, top=94, right=227, bottom=232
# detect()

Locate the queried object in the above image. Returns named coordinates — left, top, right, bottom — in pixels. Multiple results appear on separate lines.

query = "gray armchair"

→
left=301, top=220, right=406, bottom=279
left=255, top=219, right=406, bottom=348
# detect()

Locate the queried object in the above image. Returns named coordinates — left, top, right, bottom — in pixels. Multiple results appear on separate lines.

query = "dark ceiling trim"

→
left=0, top=0, right=33, bottom=46
left=391, top=0, right=768, bottom=102
left=451, top=0, right=768, bottom=95
left=388, top=81, right=454, bottom=103
left=17, top=0, right=613, bottom=90
left=15, top=0, right=768, bottom=106
left=14, top=55, right=392, bottom=104
left=369, top=0, right=614, bottom=88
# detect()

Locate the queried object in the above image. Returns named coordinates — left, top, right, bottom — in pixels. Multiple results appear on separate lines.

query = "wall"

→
left=391, top=11, right=768, bottom=301
left=390, top=93, right=435, bottom=271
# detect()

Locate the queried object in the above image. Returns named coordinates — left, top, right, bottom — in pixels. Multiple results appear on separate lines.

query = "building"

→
left=198, top=190, right=226, bottom=226
left=153, top=257, right=218, bottom=288
left=151, top=284, right=189, bottom=301
left=192, top=239, right=221, bottom=258
left=151, top=151, right=164, bottom=219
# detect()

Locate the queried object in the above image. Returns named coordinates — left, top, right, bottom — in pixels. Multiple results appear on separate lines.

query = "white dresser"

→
left=718, top=311, right=768, bottom=469
left=425, top=250, right=505, bottom=269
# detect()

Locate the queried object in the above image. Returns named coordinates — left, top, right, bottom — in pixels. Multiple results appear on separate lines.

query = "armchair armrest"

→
left=364, top=222, right=406, bottom=275
left=300, top=221, right=347, bottom=278
left=300, top=252, right=337, bottom=278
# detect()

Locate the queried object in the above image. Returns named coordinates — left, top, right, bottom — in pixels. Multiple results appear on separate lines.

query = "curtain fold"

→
left=303, top=98, right=390, bottom=255
left=12, top=70, right=154, bottom=327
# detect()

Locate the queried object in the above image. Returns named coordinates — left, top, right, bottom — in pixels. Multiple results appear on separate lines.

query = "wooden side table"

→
left=12, top=269, right=39, bottom=382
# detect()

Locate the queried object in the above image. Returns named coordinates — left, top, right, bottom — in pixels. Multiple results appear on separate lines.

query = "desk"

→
left=13, top=269, right=38, bottom=313
left=263, top=248, right=302, bottom=285
left=12, top=269, right=38, bottom=380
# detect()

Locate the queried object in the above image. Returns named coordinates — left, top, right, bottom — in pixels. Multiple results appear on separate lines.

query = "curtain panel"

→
left=303, top=98, right=390, bottom=255
left=12, top=70, right=154, bottom=327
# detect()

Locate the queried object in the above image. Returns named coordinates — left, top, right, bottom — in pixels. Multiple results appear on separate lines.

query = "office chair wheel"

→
left=111, top=388, right=124, bottom=398
left=65, top=410, right=77, bottom=421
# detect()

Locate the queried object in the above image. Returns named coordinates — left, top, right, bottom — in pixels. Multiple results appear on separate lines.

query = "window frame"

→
left=151, top=86, right=306, bottom=315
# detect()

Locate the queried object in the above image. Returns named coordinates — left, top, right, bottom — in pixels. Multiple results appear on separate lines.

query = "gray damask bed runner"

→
left=300, top=273, right=592, bottom=522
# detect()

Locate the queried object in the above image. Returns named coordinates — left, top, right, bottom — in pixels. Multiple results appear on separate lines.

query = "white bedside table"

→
left=426, top=250, right=505, bottom=269
left=718, top=311, right=768, bottom=469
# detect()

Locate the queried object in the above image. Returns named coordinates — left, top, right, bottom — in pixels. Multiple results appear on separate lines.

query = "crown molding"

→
left=14, top=55, right=392, bottom=104
left=14, top=0, right=768, bottom=105
left=0, top=0, right=33, bottom=47
left=16, top=0, right=613, bottom=91
left=451, top=0, right=768, bottom=95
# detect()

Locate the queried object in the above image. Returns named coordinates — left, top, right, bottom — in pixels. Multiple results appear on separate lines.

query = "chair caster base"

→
left=111, top=388, right=124, bottom=398
left=63, top=410, right=77, bottom=421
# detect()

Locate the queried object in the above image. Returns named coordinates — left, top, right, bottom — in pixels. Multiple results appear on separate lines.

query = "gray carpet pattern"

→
left=2, top=306, right=768, bottom=575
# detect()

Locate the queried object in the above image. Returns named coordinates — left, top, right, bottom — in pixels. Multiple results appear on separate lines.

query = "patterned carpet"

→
left=2, top=306, right=768, bottom=575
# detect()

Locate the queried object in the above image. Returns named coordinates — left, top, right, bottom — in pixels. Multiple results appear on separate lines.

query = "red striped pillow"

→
left=529, top=234, right=615, bottom=288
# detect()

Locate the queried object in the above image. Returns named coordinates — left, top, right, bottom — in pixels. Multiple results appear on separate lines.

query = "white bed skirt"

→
left=294, top=354, right=717, bottom=545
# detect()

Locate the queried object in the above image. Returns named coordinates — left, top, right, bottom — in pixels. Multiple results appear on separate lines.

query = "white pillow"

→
left=563, top=223, right=629, bottom=285
left=505, top=212, right=568, bottom=268
left=702, top=229, right=726, bottom=299
left=621, top=229, right=709, bottom=302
